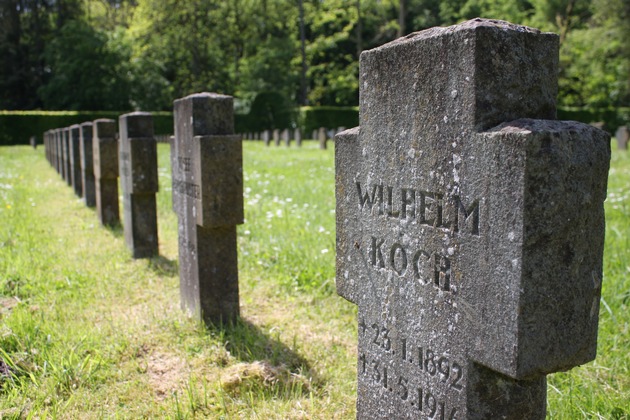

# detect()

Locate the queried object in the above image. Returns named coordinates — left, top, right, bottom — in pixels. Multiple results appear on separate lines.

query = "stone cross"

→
left=69, top=125, right=83, bottom=198
left=80, top=122, right=96, bottom=207
left=119, top=112, right=159, bottom=258
left=615, top=125, right=628, bottom=150
left=282, top=128, right=291, bottom=147
left=55, top=129, right=62, bottom=175
left=295, top=128, right=302, bottom=147
left=318, top=127, right=327, bottom=149
left=172, top=93, right=244, bottom=325
left=273, top=129, right=280, bottom=146
left=335, top=19, right=610, bottom=419
left=62, top=127, right=71, bottom=186
left=92, top=119, right=120, bottom=226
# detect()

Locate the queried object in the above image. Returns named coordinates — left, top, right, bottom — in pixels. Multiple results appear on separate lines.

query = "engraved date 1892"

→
left=359, top=352, right=458, bottom=419
left=360, top=318, right=464, bottom=392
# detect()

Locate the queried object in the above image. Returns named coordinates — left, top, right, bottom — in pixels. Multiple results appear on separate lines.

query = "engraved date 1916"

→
left=359, top=353, right=458, bottom=419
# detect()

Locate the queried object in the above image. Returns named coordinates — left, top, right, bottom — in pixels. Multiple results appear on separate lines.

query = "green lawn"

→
left=0, top=140, right=628, bottom=419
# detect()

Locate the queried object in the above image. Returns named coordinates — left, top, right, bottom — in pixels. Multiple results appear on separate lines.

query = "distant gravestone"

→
left=80, top=122, right=96, bottom=207
left=119, top=112, right=159, bottom=258
left=335, top=19, right=610, bottom=419
left=172, top=93, right=244, bottom=325
left=295, top=128, right=302, bottom=147
left=282, top=128, right=291, bottom=147
left=30, top=136, right=37, bottom=149
left=615, top=125, right=629, bottom=150
left=93, top=119, right=120, bottom=226
left=62, top=127, right=71, bottom=185
left=263, top=130, right=271, bottom=146
left=69, top=125, right=83, bottom=198
left=318, top=127, right=327, bottom=149
left=273, top=129, right=280, bottom=146
left=56, top=129, right=62, bottom=176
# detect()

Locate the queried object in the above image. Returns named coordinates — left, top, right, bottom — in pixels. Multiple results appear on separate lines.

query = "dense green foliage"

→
left=1, top=0, right=628, bottom=112
left=0, top=111, right=174, bottom=145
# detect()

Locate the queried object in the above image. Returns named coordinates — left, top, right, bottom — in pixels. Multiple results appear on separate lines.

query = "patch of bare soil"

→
left=144, top=350, right=189, bottom=400
left=220, top=360, right=311, bottom=395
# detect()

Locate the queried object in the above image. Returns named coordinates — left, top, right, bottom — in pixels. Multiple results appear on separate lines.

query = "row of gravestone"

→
left=43, top=114, right=159, bottom=258
left=43, top=19, right=611, bottom=419
left=154, top=128, right=344, bottom=150
left=241, top=127, right=345, bottom=150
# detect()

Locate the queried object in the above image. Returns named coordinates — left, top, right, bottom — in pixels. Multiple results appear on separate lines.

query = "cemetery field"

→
left=0, top=141, right=628, bottom=418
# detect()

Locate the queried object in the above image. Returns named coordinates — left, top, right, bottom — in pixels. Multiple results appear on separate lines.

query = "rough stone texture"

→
left=93, top=119, right=120, bottom=226
left=55, top=129, right=61, bottom=175
left=62, top=128, right=71, bottom=185
left=616, top=125, right=628, bottom=150
left=80, top=122, right=96, bottom=207
left=318, top=127, right=327, bottom=149
left=295, top=128, right=302, bottom=147
left=172, top=92, right=243, bottom=325
left=273, top=129, right=280, bottom=146
left=119, top=112, right=159, bottom=258
left=282, top=128, right=291, bottom=147
left=69, top=125, right=83, bottom=197
left=335, top=18, right=610, bottom=419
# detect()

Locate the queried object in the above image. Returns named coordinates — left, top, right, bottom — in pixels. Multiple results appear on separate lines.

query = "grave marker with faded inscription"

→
left=62, top=127, right=71, bottom=186
left=119, top=112, right=159, bottom=258
left=335, top=19, right=610, bottom=419
left=172, top=93, right=243, bottom=325
left=93, top=119, right=120, bottom=226
left=616, top=125, right=628, bottom=150
left=55, top=129, right=62, bottom=175
left=80, top=122, right=96, bottom=207
left=69, top=125, right=83, bottom=197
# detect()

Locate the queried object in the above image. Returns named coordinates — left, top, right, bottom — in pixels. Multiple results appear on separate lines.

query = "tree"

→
left=39, top=20, right=132, bottom=110
left=0, top=0, right=55, bottom=109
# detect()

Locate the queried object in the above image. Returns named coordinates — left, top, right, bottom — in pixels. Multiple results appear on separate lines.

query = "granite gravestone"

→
left=62, top=127, right=71, bottom=185
left=318, top=127, right=328, bottom=149
left=80, top=122, right=96, bottom=207
left=119, top=112, right=159, bottom=258
left=335, top=19, right=610, bottom=419
left=295, top=128, right=302, bottom=147
left=273, top=129, right=281, bottom=146
left=282, top=129, right=291, bottom=147
left=93, top=119, right=120, bottom=226
left=55, top=129, right=62, bottom=175
left=69, top=125, right=83, bottom=197
left=616, top=125, right=628, bottom=150
left=172, top=93, right=244, bottom=325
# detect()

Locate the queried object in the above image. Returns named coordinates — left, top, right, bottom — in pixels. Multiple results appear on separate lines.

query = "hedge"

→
left=0, top=111, right=173, bottom=146
left=2, top=106, right=628, bottom=146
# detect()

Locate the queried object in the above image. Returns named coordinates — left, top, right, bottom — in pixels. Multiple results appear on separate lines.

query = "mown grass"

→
left=0, top=140, right=628, bottom=419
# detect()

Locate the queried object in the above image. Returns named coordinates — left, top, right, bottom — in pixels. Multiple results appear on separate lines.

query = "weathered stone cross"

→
left=171, top=93, right=243, bottom=325
left=335, top=19, right=610, bottom=419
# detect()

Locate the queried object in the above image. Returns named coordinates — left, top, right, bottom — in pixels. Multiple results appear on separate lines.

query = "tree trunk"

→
left=299, top=0, right=308, bottom=105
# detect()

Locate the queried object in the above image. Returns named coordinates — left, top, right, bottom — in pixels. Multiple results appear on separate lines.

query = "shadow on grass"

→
left=208, top=318, right=320, bottom=397
left=147, top=254, right=179, bottom=277
left=104, top=221, right=123, bottom=238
